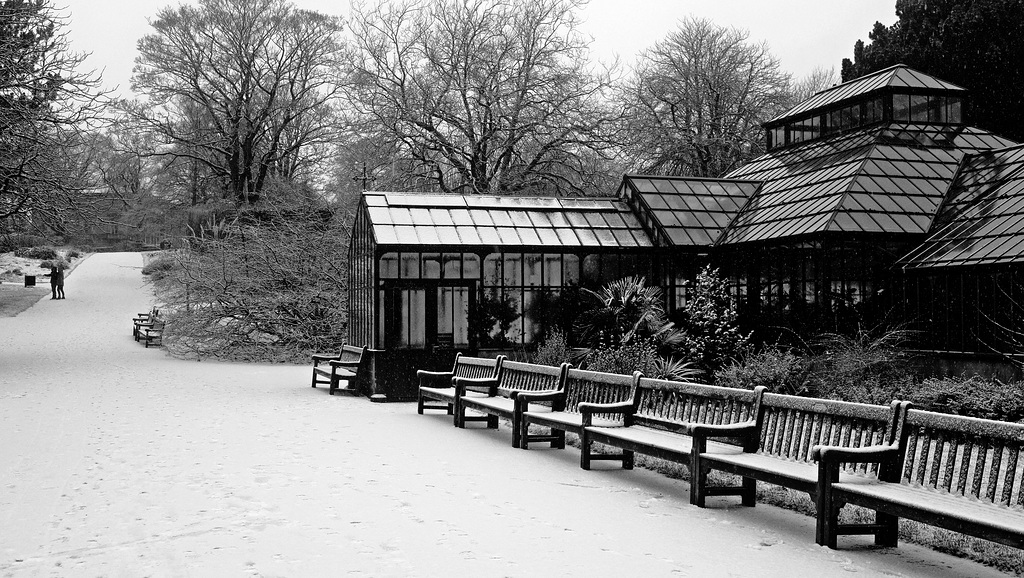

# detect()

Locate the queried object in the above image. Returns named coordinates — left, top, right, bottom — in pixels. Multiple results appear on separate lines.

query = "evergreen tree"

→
left=842, top=0, right=1024, bottom=142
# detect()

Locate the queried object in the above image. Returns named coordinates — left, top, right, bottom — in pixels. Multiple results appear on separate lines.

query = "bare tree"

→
left=344, top=0, right=619, bottom=196
left=0, top=0, right=106, bottom=233
left=789, top=66, right=839, bottom=105
left=128, top=0, right=346, bottom=204
left=617, top=17, right=790, bottom=178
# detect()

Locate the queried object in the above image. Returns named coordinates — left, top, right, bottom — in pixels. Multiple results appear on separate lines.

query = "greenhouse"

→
left=347, top=64, right=1024, bottom=397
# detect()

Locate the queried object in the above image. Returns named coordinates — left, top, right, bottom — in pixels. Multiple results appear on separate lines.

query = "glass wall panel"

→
left=422, top=253, right=441, bottom=279
left=400, top=253, right=420, bottom=278
left=910, top=95, right=929, bottom=121
left=380, top=253, right=399, bottom=279
left=564, top=254, right=580, bottom=284
left=503, top=254, right=522, bottom=286
left=947, top=98, right=962, bottom=123
left=484, top=254, right=501, bottom=286
left=464, top=254, right=481, bottom=279
left=893, top=93, right=911, bottom=121
left=525, top=253, right=543, bottom=286
left=442, top=253, right=462, bottom=278
left=400, top=288, right=426, bottom=348
left=544, top=254, right=562, bottom=286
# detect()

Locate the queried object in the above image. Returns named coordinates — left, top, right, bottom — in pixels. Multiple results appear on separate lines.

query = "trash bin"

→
left=24, top=275, right=36, bottom=287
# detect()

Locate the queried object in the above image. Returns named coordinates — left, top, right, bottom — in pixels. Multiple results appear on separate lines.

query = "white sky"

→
left=63, top=0, right=897, bottom=98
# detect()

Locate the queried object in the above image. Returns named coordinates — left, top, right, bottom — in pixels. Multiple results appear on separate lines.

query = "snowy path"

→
left=0, top=252, right=1013, bottom=577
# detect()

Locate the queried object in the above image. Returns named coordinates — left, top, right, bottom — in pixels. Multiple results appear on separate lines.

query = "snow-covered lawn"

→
left=0, top=253, right=1014, bottom=576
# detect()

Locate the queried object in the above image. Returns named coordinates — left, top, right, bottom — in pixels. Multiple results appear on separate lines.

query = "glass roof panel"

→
left=477, top=227, right=502, bottom=246
left=527, top=211, right=554, bottom=228
left=516, top=227, right=542, bottom=246
left=668, top=229, right=694, bottom=245
left=489, top=210, right=513, bottom=226
left=496, top=227, right=521, bottom=245
left=373, top=224, right=398, bottom=245
left=536, top=227, right=561, bottom=246
left=429, top=208, right=454, bottom=226
left=575, top=227, right=599, bottom=246
left=458, top=226, right=482, bottom=245
left=394, top=225, right=418, bottom=244
left=415, top=225, right=441, bottom=245
left=612, top=229, right=637, bottom=246
left=555, top=228, right=580, bottom=246
left=566, top=213, right=590, bottom=228
left=643, top=194, right=670, bottom=209
left=594, top=228, right=618, bottom=246
left=435, top=226, right=461, bottom=245
left=509, top=211, right=534, bottom=228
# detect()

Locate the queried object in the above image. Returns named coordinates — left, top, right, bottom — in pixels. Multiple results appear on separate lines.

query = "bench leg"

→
left=816, top=461, right=840, bottom=547
left=741, top=477, right=756, bottom=507
left=622, top=449, right=634, bottom=470
left=580, top=430, right=591, bottom=470
left=690, top=440, right=707, bottom=507
left=486, top=415, right=498, bottom=429
left=417, top=394, right=424, bottom=414
left=520, top=420, right=530, bottom=450
left=454, top=401, right=464, bottom=428
left=553, top=429, right=565, bottom=449
left=874, top=511, right=899, bottom=547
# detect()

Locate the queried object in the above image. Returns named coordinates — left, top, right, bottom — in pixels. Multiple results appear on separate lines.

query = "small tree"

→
left=672, top=266, right=749, bottom=376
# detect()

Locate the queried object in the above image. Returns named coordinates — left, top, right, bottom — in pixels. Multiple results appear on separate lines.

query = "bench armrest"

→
left=579, top=401, right=633, bottom=427
left=506, top=387, right=558, bottom=400
left=690, top=421, right=760, bottom=451
left=329, top=359, right=361, bottom=368
left=311, top=353, right=341, bottom=363
left=517, top=389, right=566, bottom=412
left=417, top=370, right=455, bottom=388
left=812, top=444, right=900, bottom=464
left=453, top=376, right=499, bottom=397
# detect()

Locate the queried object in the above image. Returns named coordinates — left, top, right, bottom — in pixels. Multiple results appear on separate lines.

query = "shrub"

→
left=531, top=329, right=572, bottom=367
left=906, top=374, right=1024, bottom=422
left=141, top=253, right=178, bottom=280
left=585, top=341, right=659, bottom=376
left=67, top=250, right=81, bottom=259
left=715, top=346, right=809, bottom=394
left=0, top=234, right=48, bottom=253
left=804, top=328, right=916, bottom=404
left=14, top=246, right=57, bottom=260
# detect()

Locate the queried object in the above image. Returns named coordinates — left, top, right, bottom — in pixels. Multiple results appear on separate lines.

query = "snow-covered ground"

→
left=0, top=252, right=1014, bottom=577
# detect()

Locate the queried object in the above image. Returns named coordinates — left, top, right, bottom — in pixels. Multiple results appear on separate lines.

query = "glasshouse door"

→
left=383, top=282, right=474, bottom=351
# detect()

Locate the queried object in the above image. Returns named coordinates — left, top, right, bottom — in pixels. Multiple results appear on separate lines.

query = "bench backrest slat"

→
left=496, top=360, right=569, bottom=395
left=562, top=369, right=640, bottom=415
left=632, top=379, right=763, bottom=433
left=899, top=409, right=1024, bottom=507
left=760, top=393, right=897, bottom=475
left=340, top=344, right=366, bottom=363
left=452, top=353, right=504, bottom=381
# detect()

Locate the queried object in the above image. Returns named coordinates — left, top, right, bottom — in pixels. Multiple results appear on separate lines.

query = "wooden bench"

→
left=693, top=393, right=903, bottom=511
left=416, top=353, right=504, bottom=417
left=141, top=319, right=165, bottom=348
left=310, top=344, right=368, bottom=395
left=518, top=369, right=641, bottom=460
left=133, top=307, right=160, bottom=341
left=454, top=361, right=571, bottom=448
left=580, top=379, right=766, bottom=502
left=816, top=405, right=1024, bottom=549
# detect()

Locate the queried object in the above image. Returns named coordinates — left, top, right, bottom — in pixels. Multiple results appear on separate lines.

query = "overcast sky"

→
left=63, top=0, right=897, bottom=98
